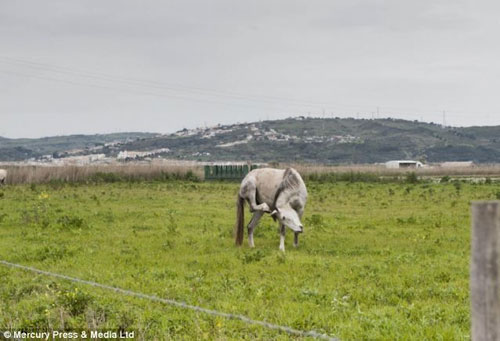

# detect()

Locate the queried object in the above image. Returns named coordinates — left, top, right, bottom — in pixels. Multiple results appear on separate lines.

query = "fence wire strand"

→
left=0, top=260, right=338, bottom=340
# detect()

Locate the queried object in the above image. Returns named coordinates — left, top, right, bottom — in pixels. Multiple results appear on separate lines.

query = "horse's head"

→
left=271, top=206, right=303, bottom=233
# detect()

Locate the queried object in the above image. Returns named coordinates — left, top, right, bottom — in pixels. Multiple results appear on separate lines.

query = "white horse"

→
left=235, top=167, right=307, bottom=251
left=0, top=169, right=6, bottom=185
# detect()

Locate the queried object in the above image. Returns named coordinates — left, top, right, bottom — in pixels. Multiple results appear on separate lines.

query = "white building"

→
left=385, top=160, right=424, bottom=169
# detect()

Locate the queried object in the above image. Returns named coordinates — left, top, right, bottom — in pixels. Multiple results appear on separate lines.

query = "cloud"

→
left=0, top=0, right=499, bottom=137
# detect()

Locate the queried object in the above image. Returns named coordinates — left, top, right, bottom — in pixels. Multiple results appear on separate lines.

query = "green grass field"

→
left=1, top=179, right=499, bottom=340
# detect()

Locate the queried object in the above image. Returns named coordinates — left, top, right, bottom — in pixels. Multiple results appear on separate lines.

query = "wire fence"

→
left=0, top=259, right=338, bottom=341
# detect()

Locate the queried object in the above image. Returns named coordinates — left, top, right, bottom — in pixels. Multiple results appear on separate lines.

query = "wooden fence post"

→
left=471, top=201, right=500, bottom=341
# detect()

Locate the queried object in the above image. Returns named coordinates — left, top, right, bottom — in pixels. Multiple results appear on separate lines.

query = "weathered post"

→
left=471, top=201, right=500, bottom=341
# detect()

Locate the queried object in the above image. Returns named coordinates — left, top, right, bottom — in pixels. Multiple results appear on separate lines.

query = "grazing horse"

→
left=0, top=169, right=6, bottom=185
left=235, top=168, right=307, bottom=251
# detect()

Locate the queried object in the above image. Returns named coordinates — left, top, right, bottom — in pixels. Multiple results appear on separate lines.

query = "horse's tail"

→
left=235, top=195, right=245, bottom=246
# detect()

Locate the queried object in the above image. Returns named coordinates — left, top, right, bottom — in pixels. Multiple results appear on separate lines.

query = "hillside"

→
left=2, top=118, right=500, bottom=163
left=113, top=117, right=500, bottom=164
left=0, top=132, right=157, bottom=161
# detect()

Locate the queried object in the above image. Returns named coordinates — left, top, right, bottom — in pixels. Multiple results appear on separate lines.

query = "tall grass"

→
left=1, top=164, right=202, bottom=184
left=2, top=162, right=500, bottom=185
left=287, top=163, right=500, bottom=181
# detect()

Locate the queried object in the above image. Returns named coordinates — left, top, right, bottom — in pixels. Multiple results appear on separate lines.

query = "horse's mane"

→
left=272, top=168, right=301, bottom=210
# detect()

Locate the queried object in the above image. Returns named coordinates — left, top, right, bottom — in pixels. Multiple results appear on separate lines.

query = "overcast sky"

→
left=1, top=0, right=499, bottom=138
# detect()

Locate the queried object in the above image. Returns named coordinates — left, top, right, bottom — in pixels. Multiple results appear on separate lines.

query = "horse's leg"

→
left=245, top=183, right=270, bottom=213
left=294, top=208, right=303, bottom=247
left=279, top=224, right=286, bottom=252
left=248, top=211, right=264, bottom=248
left=294, top=232, right=299, bottom=247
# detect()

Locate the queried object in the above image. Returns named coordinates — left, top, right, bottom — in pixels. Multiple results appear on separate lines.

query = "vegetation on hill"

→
left=2, top=118, right=500, bottom=163
left=0, top=133, right=157, bottom=161
left=116, top=118, right=500, bottom=164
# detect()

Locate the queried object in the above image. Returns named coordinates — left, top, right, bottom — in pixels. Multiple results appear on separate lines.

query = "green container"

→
left=204, top=164, right=259, bottom=181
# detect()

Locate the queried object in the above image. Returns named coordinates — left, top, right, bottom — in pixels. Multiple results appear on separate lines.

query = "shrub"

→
left=56, top=287, right=93, bottom=316
left=242, top=250, right=267, bottom=263
left=306, top=214, right=325, bottom=228
left=33, top=245, right=73, bottom=261
left=90, top=172, right=122, bottom=183
left=405, top=172, right=419, bottom=184
left=305, top=171, right=381, bottom=183
left=58, top=215, right=86, bottom=229
left=440, top=175, right=450, bottom=183
left=184, top=170, right=199, bottom=182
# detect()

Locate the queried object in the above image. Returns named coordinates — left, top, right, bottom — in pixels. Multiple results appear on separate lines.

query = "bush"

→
left=90, top=172, right=123, bottom=183
left=56, top=287, right=93, bottom=316
left=58, top=215, right=86, bottom=229
left=453, top=180, right=462, bottom=194
left=405, top=172, right=419, bottom=184
left=306, top=214, right=325, bottom=228
left=305, top=171, right=381, bottom=183
left=185, top=170, right=199, bottom=181
left=242, top=250, right=267, bottom=264
left=440, top=175, right=450, bottom=183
